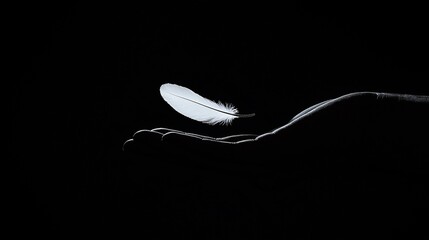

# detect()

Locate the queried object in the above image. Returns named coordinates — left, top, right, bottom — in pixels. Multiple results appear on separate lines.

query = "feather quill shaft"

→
left=160, top=83, right=254, bottom=125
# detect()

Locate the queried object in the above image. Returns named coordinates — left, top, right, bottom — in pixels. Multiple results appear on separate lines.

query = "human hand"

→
left=123, top=92, right=428, bottom=173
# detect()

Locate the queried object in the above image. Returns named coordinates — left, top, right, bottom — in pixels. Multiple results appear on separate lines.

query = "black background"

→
left=16, top=2, right=428, bottom=239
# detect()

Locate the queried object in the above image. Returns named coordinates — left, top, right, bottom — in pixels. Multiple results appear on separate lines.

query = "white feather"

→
left=160, top=83, right=254, bottom=125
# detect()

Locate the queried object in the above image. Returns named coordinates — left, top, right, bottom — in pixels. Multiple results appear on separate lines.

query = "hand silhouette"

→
left=123, top=92, right=428, bottom=173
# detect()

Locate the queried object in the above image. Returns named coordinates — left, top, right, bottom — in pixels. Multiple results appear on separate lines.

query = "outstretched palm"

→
left=123, top=92, right=428, bottom=148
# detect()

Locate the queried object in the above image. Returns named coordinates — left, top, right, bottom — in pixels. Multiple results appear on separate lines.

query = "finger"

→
left=122, top=129, right=163, bottom=154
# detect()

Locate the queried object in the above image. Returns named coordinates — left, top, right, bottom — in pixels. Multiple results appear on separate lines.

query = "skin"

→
left=123, top=92, right=429, bottom=173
